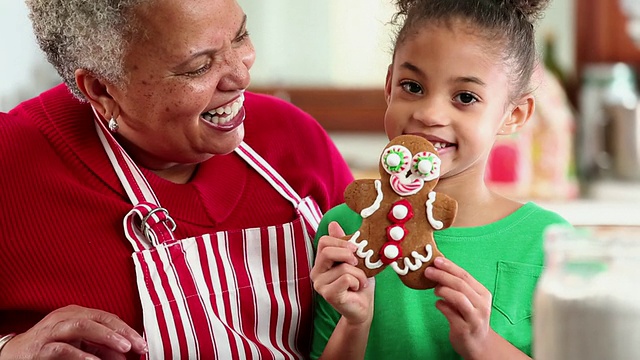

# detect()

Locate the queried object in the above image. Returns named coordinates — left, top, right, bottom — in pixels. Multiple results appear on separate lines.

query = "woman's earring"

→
left=108, top=118, right=119, bottom=133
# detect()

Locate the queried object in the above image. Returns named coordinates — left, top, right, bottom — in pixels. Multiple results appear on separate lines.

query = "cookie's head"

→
left=379, top=135, right=441, bottom=196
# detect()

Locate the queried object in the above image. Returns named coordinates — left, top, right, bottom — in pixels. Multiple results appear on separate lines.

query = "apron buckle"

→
left=141, top=207, right=177, bottom=246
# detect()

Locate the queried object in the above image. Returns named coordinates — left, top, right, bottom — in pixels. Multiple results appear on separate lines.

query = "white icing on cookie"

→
left=348, top=231, right=383, bottom=269
left=426, top=191, right=443, bottom=230
left=360, top=180, right=383, bottom=218
left=390, top=244, right=434, bottom=276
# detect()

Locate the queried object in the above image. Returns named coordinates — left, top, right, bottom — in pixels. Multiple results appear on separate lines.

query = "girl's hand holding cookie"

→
left=311, top=222, right=375, bottom=325
left=425, top=257, right=494, bottom=359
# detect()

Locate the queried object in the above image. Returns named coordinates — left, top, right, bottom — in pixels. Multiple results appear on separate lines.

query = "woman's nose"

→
left=218, top=42, right=256, bottom=91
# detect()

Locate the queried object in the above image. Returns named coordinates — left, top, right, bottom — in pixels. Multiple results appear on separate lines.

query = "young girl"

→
left=310, top=0, right=569, bottom=359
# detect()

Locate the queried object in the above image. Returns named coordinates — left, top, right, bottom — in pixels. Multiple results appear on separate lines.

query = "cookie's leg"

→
left=394, top=242, right=443, bottom=290
left=342, top=232, right=388, bottom=278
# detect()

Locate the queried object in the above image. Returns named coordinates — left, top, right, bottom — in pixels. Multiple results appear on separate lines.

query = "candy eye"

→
left=382, top=145, right=411, bottom=174
left=411, top=151, right=441, bottom=181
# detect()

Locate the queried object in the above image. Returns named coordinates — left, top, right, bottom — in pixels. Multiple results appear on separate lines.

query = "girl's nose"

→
left=413, top=99, right=450, bottom=127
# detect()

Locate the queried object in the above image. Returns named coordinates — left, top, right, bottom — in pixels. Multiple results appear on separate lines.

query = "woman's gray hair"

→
left=26, top=0, right=149, bottom=100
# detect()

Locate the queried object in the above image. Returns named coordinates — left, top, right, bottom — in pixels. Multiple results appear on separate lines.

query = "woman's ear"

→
left=384, top=64, right=393, bottom=105
left=74, top=69, right=120, bottom=119
left=499, top=94, right=535, bottom=135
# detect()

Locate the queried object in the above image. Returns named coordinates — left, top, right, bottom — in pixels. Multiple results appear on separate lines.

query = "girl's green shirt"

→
left=311, top=202, right=570, bottom=359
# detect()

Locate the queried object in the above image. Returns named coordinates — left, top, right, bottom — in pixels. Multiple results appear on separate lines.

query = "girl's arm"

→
left=319, top=313, right=373, bottom=360
left=468, top=330, right=530, bottom=360
left=311, top=222, right=375, bottom=360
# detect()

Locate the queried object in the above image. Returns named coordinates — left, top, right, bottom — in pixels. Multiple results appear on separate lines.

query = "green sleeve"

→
left=310, top=204, right=363, bottom=360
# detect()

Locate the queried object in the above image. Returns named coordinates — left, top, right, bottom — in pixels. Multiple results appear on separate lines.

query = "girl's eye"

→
left=455, top=92, right=478, bottom=105
left=400, top=81, right=423, bottom=95
left=381, top=145, right=412, bottom=175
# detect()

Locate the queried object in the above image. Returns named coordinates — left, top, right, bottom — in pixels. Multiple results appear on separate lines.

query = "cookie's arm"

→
left=426, top=191, right=458, bottom=230
left=343, top=179, right=382, bottom=216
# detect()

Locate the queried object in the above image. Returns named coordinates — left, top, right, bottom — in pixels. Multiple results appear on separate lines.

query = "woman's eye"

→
left=400, top=81, right=423, bottom=95
left=235, top=30, right=250, bottom=43
left=455, top=92, right=478, bottom=105
left=184, top=63, right=211, bottom=77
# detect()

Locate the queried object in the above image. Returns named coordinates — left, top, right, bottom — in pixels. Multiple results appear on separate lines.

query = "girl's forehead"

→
left=392, top=23, right=512, bottom=92
left=396, top=23, right=504, bottom=65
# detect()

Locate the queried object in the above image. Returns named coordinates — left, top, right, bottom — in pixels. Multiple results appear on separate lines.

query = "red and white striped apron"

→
left=94, top=114, right=323, bottom=359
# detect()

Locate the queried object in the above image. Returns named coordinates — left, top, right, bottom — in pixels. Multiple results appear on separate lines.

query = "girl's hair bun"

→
left=503, top=0, right=551, bottom=22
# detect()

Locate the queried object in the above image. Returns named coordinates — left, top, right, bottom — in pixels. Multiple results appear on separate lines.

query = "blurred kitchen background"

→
left=2, top=0, right=640, bottom=227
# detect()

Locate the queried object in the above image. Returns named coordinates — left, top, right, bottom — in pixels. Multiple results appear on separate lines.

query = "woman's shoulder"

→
left=1, top=84, right=82, bottom=146
left=0, top=97, right=45, bottom=153
left=0, top=84, right=92, bottom=171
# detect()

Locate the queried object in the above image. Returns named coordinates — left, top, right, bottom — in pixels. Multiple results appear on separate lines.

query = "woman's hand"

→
left=0, top=305, right=148, bottom=360
left=310, top=222, right=375, bottom=325
left=424, top=257, right=494, bottom=359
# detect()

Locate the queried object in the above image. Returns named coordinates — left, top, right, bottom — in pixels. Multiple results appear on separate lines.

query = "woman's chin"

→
left=210, top=124, right=245, bottom=155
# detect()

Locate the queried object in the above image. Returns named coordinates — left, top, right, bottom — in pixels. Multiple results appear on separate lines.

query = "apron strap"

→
left=234, top=143, right=323, bottom=230
left=93, top=109, right=177, bottom=247
left=93, top=108, right=160, bottom=205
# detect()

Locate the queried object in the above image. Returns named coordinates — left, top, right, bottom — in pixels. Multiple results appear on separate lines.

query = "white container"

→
left=533, top=226, right=640, bottom=360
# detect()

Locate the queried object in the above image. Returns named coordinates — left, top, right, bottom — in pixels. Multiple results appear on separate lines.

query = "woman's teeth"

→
left=202, top=93, right=245, bottom=125
left=433, top=142, right=449, bottom=149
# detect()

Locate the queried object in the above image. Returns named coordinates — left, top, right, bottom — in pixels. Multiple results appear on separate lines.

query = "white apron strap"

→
left=234, top=142, right=323, bottom=232
left=93, top=109, right=176, bottom=250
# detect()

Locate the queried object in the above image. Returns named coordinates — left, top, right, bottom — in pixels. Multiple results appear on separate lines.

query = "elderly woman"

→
left=0, top=0, right=353, bottom=358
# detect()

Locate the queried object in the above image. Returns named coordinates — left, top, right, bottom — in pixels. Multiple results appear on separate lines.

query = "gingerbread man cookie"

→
left=342, top=135, right=457, bottom=289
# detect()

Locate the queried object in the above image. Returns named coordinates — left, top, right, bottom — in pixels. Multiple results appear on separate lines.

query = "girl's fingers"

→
left=316, top=234, right=356, bottom=255
left=312, top=246, right=358, bottom=273
left=426, top=259, right=492, bottom=325
left=425, top=266, right=483, bottom=307
left=313, top=263, right=369, bottom=295
left=434, top=284, right=476, bottom=321
left=431, top=257, right=488, bottom=296
left=321, top=272, right=362, bottom=298
left=316, top=221, right=349, bottom=254
left=327, top=221, right=347, bottom=238
left=312, top=237, right=358, bottom=277
left=435, top=299, right=464, bottom=327
left=322, top=273, right=374, bottom=324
